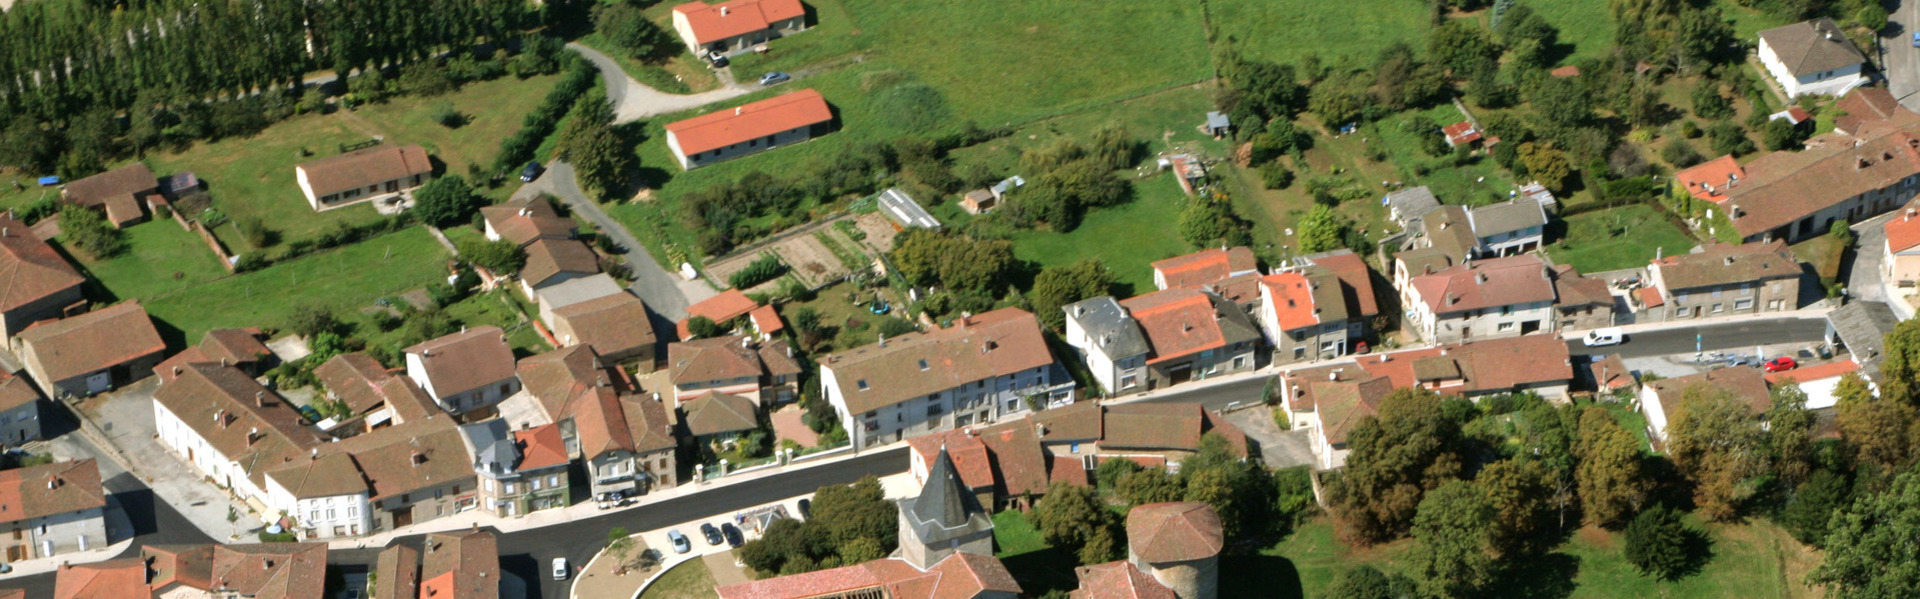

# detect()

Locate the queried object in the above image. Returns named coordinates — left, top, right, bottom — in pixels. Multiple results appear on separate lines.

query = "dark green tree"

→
left=1624, top=505, right=1694, bottom=580
left=1029, top=258, right=1115, bottom=330
left=595, top=1, right=676, bottom=58
left=412, top=175, right=484, bottom=228
left=1411, top=480, right=1497, bottom=599
left=1329, top=388, right=1465, bottom=544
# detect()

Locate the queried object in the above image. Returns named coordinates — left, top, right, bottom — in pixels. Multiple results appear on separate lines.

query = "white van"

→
left=552, top=557, right=569, bottom=580
left=1583, top=328, right=1625, bottom=347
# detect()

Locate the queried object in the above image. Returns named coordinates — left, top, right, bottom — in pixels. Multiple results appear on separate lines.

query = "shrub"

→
left=58, top=204, right=125, bottom=258
left=1261, top=163, right=1295, bottom=189
left=1661, top=139, right=1704, bottom=167
left=1624, top=505, right=1695, bottom=580
left=430, top=100, right=465, bottom=128
left=728, top=254, right=786, bottom=289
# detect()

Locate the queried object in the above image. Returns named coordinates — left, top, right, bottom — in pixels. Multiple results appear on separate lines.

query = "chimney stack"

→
left=255, top=391, right=267, bottom=407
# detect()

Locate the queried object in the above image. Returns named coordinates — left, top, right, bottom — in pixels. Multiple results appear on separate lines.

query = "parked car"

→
left=1725, top=355, right=1758, bottom=368
left=552, top=557, right=569, bottom=580
left=668, top=529, right=691, bottom=554
left=1583, top=328, right=1625, bottom=347
left=520, top=161, right=544, bottom=182
left=596, top=490, right=635, bottom=510
left=1764, top=356, right=1798, bottom=373
left=796, top=498, right=811, bottom=519
left=707, top=51, right=730, bottom=67
left=721, top=523, right=744, bottom=548
left=758, top=71, right=791, bottom=86
left=701, top=523, right=723, bottom=546
left=1911, top=32, right=1919, bottom=47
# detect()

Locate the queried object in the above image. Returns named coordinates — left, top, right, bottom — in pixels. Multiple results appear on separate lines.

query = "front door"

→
left=8, top=544, right=24, bottom=561
left=391, top=509, right=413, bottom=528
left=385, top=180, right=399, bottom=193
left=1168, top=364, right=1194, bottom=385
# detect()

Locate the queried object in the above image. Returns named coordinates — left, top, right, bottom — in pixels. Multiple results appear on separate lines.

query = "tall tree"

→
left=411, top=175, right=484, bottom=228
left=1329, top=388, right=1465, bottom=544
left=1032, top=482, right=1124, bottom=565
left=1765, top=382, right=1817, bottom=486
left=1665, top=385, right=1767, bottom=521
left=557, top=88, right=633, bottom=199
left=1411, top=480, right=1498, bottom=599
left=811, top=476, right=897, bottom=551
left=1808, top=465, right=1920, bottom=597
left=1881, top=319, right=1920, bottom=406
left=1574, top=407, right=1650, bottom=527
left=1030, top=258, right=1116, bottom=330
left=1479, top=459, right=1557, bottom=558
left=1297, top=205, right=1350, bottom=254
left=1623, top=505, right=1693, bottom=580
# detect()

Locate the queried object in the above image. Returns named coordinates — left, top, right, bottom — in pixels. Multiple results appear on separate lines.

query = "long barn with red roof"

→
left=664, top=89, right=833, bottom=170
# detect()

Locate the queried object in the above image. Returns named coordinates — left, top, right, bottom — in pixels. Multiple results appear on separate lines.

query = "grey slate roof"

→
left=1206, top=111, right=1231, bottom=130
left=1065, top=296, right=1150, bottom=359
left=1468, top=198, right=1548, bottom=238
left=535, top=274, right=626, bottom=311
left=899, top=447, right=992, bottom=546
left=1827, top=300, right=1901, bottom=383
left=1384, top=186, right=1441, bottom=223
left=459, top=420, right=519, bottom=477
left=1760, top=18, right=1867, bottom=77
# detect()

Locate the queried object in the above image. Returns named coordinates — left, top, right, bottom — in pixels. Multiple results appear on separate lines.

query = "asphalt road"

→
left=1563, top=317, right=1830, bottom=359
left=512, top=162, right=701, bottom=322
left=329, top=446, right=908, bottom=599
left=1888, top=0, right=1920, bottom=110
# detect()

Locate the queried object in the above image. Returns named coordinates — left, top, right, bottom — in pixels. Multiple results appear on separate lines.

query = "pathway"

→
left=566, top=43, right=757, bottom=124
left=510, top=162, right=714, bottom=321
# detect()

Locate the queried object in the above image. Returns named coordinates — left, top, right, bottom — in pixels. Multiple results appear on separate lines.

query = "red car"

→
left=1763, top=357, right=1798, bottom=373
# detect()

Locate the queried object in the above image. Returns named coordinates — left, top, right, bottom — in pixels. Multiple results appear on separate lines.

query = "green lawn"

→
left=992, top=510, right=1081, bottom=596
left=142, top=227, right=450, bottom=345
left=64, top=220, right=229, bottom=302
left=1373, top=104, right=1516, bottom=207
left=1546, top=205, right=1699, bottom=274
left=1262, top=516, right=1820, bottom=598
left=636, top=557, right=719, bottom=599
left=1528, top=0, right=1619, bottom=64
left=1007, top=174, right=1196, bottom=297
left=143, top=73, right=563, bottom=251
left=0, top=173, right=59, bottom=215
left=1206, top=0, right=1433, bottom=65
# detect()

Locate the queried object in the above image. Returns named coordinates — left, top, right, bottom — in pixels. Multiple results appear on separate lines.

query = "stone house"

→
left=0, top=213, right=83, bottom=343
left=460, top=421, right=571, bottom=518
left=1403, top=254, right=1557, bottom=344
left=1257, top=249, right=1380, bottom=365
left=61, top=163, right=158, bottom=227
left=1640, top=242, right=1802, bottom=322
left=0, top=376, right=43, bottom=446
left=0, top=459, right=108, bottom=562
left=481, top=196, right=576, bottom=248
left=1551, top=265, right=1616, bottom=331
left=404, top=326, right=522, bottom=416
left=571, top=388, right=678, bottom=498
left=18, top=302, right=166, bottom=399
left=1118, top=289, right=1261, bottom=389
left=1150, top=247, right=1258, bottom=291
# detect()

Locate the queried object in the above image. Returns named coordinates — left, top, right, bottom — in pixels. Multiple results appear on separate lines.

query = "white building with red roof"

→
left=664, top=89, right=833, bottom=170
left=670, top=0, right=807, bottom=57
left=1885, top=202, right=1920, bottom=289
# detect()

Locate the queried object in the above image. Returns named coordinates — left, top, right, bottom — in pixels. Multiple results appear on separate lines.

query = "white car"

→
left=552, top=557, right=569, bottom=580
left=1584, top=328, right=1625, bottom=347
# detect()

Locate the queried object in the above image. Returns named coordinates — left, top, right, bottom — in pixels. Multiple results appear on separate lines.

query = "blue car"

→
left=1912, top=32, right=1919, bottom=47
left=758, top=72, right=791, bottom=86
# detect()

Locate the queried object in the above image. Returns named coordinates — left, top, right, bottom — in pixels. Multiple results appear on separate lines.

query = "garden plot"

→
left=705, top=218, right=872, bottom=291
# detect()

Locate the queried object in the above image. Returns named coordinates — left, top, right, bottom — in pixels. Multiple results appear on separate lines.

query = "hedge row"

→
left=492, top=53, right=600, bottom=174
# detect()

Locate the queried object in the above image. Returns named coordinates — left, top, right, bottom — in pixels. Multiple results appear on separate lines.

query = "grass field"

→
left=635, top=557, right=719, bottom=599
left=1206, top=0, right=1434, bottom=65
left=992, top=510, right=1081, bottom=596
left=575, top=33, right=719, bottom=95
left=1261, top=516, right=1819, bottom=599
left=1545, top=205, right=1698, bottom=273
left=1007, top=174, right=1196, bottom=296
left=143, top=73, right=563, bottom=251
left=142, top=227, right=450, bottom=345
left=65, top=220, right=229, bottom=302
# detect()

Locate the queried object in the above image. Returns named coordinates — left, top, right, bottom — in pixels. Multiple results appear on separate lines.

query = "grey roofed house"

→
left=1759, top=18, right=1867, bottom=77
left=1416, top=206, right=1481, bottom=262
left=1384, top=186, right=1441, bottom=225
left=878, top=187, right=939, bottom=229
left=991, top=176, right=1026, bottom=197
left=899, top=447, right=993, bottom=547
left=536, top=273, right=625, bottom=312
left=1827, top=300, right=1901, bottom=383
left=458, top=420, right=521, bottom=476
left=1205, top=111, right=1231, bottom=135
left=1065, top=296, right=1150, bottom=359
left=1467, top=198, right=1549, bottom=237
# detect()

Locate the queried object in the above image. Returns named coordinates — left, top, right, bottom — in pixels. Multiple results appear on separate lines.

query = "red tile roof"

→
left=1648, top=367, right=1773, bottom=415
left=1674, top=154, right=1744, bottom=204
left=1887, top=204, right=1920, bottom=253
left=1049, top=455, right=1089, bottom=488
left=1550, top=65, right=1582, bottom=77
left=1443, top=121, right=1482, bottom=146
left=1151, top=247, right=1256, bottom=289
left=678, top=289, right=760, bottom=339
left=54, top=558, right=147, bottom=599
left=1311, top=250, right=1380, bottom=318
left=1766, top=359, right=1860, bottom=385
left=1126, top=502, right=1223, bottom=563
left=750, top=304, right=784, bottom=336
left=421, top=530, right=498, bottom=599
left=208, top=543, right=328, bottom=599
left=1259, top=272, right=1319, bottom=331
left=19, top=301, right=165, bottom=383
left=405, top=326, right=517, bottom=399
left=1637, top=286, right=1665, bottom=307
left=481, top=196, right=574, bottom=247
left=1408, top=254, right=1554, bottom=314
left=1589, top=354, right=1635, bottom=392
left=1835, top=87, right=1916, bottom=134
left=1120, top=289, right=1225, bottom=365
left=0, top=213, right=82, bottom=314
left=716, top=554, right=1018, bottom=599
left=666, top=89, right=832, bottom=156
left=671, top=0, right=805, bottom=45
left=1071, top=561, right=1176, bottom=599
left=514, top=424, right=571, bottom=470
left=1725, top=127, right=1920, bottom=238
left=63, top=163, right=157, bottom=208
left=908, top=430, right=995, bottom=490
left=1349, top=335, right=1573, bottom=395
left=0, top=459, right=103, bottom=524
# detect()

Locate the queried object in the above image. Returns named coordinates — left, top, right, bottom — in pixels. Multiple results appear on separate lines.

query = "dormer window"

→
left=918, top=360, right=929, bottom=371
left=857, top=380, right=869, bottom=391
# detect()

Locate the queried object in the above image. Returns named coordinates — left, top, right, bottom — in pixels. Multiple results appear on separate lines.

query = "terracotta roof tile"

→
left=372, top=545, right=421, bottom=599
left=520, top=238, right=600, bottom=287
left=1121, top=289, right=1229, bottom=364
left=1887, top=203, right=1920, bottom=253
left=405, top=326, right=518, bottom=399
left=53, top=558, right=147, bottom=599
left=0, top=374, right=41, bottom=414
left=296, top=144, right=432, bottom=198
left=1552, top=265, right=1614, bottom=308
left=1766, top=359, right=1860, bottom=385
left=1101, top=403, right=1205, bottom=452
left=0, top=213, right=82, bottom=313
left=481, top=196, right=575, bottom=246
left=1032, top=400, right=1102, bottom=442
left=1151, top=247, right=1256, bottom=289
left=666, top=89, right=832, bottom=156
left=142, top=544, right=215, bottom=593
left=208, top=543, right=328, bottom=599
left=62, top=163, right=157, bottom=208
left=976, top=419, right=1049, bottom=497
left=750, top=304, right=785, bottom=336
left=552, top=292, right=656, bottom=360
left=1259, top=272, right=1320, bottom=331
left=19, top=301, right=165, bottom=383
left=1648, top=366, right=1773, bottom=416
left=1835, top=87, right=1914, bottom=134
left=621, top=394, right=679, bottom=454
left=678, top=289, right=760, bottom=338
left=1070, top=561, right=1176, bottom=599
left=1759, top=18, right=1865, bottom=77
left=669, top=335, right=766, bottom=387
left=0, top=459, right=103, bottom=524
left=670, top=0, right=804, bottom=45
left=1675, top=155, right=1744, bottom=204
left=757, top=339, right=802, bottom=376
left=154, top=364, right=325, bottom=489
left=200, top=328, right=271, bottom=365
left=907, top=429, right=995, bottom=490
left=1652, top=241, right=1798, bottom=291
left=422, top=530, right=498, bottom=599
left=1588, top=354, right=1635, bottom=391
left=820, top=308, right=1054, bottom=414
left=1126, top=502, right=1223, bottom=563
left=516, top=346, right=605, bottom=420
left=1409, top=254, right=1554, bottom=314
left=1725, top=127, right=1920, bottom=237
left=682, top=390, right=759, bottom=437
left=1307, top=250, right=1379, bottom=317
left=1049, top=455, right=1090, bottom=488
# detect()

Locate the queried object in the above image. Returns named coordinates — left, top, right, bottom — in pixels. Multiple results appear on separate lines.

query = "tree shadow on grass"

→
left=1666, top=525, right=1716, bottom=581
left=999, top=547, right=1081, bottom=596
left=1219, top=554, right=1305, bottom=599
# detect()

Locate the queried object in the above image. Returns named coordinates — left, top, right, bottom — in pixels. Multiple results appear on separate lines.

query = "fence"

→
left=161, top=198, right=238, bottom=272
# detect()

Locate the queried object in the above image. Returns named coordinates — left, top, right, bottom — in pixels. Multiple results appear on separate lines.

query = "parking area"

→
left=1224, top=405, right=1315, bottom=469
left=69, top=379, right=262, bottom=541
